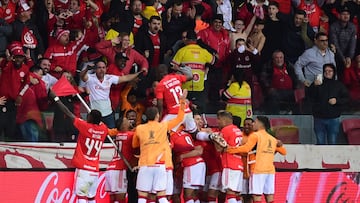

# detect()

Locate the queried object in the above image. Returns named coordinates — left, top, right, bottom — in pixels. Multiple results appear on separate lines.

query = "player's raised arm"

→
left=49, top=90, right=75, bottom=121
left=167, top=89, right=188, bottom=130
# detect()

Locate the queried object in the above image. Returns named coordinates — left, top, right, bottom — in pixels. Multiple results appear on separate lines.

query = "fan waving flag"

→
left=51, top=76, right=78, bottom=96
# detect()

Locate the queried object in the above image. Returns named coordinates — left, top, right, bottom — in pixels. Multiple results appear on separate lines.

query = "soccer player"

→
left=241, top=118, right=256, bottom=203
left=106, top=117, right=135, bottom=203
left=217, top=110, right=243, bottom=203
left=132, top=89, right=188, bottom=203
left=227, top=116, right=287, bottom=203
left=49, top=90, right=108, bottom=203
left=155, top=64, right=195, bottom=133
left=170, top=127, right=206, bottom=203
left=193, top=113, right=222, bottom=203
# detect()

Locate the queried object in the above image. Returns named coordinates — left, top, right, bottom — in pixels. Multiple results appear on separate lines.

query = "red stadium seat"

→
left=270, top=118, right=293, bottom=128
left=346, top=129, right=360, bottom=145
left=294, top=88, right=305, bottom=113
left=342, top=118, right=360, bottom=145
left=270, top=118, right=299, bottom=144
left=204, top=115, right=218, bottom=128
left=272, top=125, right=300, bottom=144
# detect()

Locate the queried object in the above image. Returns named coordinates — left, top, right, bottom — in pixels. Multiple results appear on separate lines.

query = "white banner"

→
left=0, top=142, right=114, bottom=169
left=1, top=142, right=360, bottom=172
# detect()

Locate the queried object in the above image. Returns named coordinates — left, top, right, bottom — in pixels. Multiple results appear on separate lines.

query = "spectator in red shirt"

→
left=0, top=41, right=32, bottom=141
left=95, top=32, right=148, bottom=75
left=0, top=0, right=16, bottom=23
left=260, top=50, right=298, bottom=114
left=198, top=14, right=230, bottom=103
left=44, top=28, right=86, bottom=78
left=17, top=66, right=48, bottom=142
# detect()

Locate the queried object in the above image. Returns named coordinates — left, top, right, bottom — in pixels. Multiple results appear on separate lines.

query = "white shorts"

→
left=183, top=162, right=206, bottom=189
left=136, top=164, right=167, bottom=192
left=162, top=112, right=197, bottom=133
left=242, top=178, right=250, bottom=194
left=154, top=169, right=174, bottom=195
left=250, top=174, right=275, bottom=195
left=73, top=169, right=99, bottom=198
left=166, top=169, right=174, bottom=195
left=105, top=169, right=128, bottom=194
left=221, top=168, right=243, bottom=193
left=203, top=172, right=222, bottom=192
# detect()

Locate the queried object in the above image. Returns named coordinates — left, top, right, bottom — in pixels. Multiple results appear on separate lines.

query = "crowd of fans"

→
left=0, top=0, right=359, bottom=142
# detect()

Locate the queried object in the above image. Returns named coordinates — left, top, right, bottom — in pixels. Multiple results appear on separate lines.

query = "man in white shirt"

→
left=80, top=60, right=142, bottom=128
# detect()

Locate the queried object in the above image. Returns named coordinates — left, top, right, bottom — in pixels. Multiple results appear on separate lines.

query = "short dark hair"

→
left=30, top=65, right=43, bottom=73
left=315, top=32, right=327, bottom=40
left=37, top=57, right=50, bottom=65
left=145, top=107, right=159, bottom=121
left=89, top=110, right=102, bottom=124
left=255, top=18, right=265, bottom=25
left=235, top=38, right=246, bottom=44
left=212, top=14, right=224, bottom=23
left=145, top=0, right=155, bottom=6
left=217, top=110, right=233, bottom=120
left=256, top=116, right=270, bottom=130
left=244, top=117, right=254, bottom=123
left=268, top=1, right=279, bottom=8
left=172, top=0, right=183, bottom=7
left=149, top=15, right=161, bottom=22
left=156, top=64, right=169, bottom=80
left=186, top=30, right=197, bottom=40
left=295, top=9, right=306, bottom=16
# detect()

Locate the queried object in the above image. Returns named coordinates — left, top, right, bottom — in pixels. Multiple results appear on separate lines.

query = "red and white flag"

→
left=51, top=76, right=78, bottom=96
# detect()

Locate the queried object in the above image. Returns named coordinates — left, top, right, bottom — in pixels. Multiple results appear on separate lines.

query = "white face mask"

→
left=238, top=45, right=246, bottom=53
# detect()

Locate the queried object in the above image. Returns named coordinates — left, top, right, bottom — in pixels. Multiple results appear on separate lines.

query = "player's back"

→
left=253, top=129, right=278, bottom=174
left=156, top=73, right=188, bottom=114
left=72, top=118, right=108, bottom=171
left=135, top=121, right=171, bottom=166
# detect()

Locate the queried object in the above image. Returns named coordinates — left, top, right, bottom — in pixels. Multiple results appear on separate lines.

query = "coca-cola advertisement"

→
left=1, top=142, right=360, bottom=202
left=0, top=171, right=110, bottom=202
left=0, top=171, right=359, bottom=202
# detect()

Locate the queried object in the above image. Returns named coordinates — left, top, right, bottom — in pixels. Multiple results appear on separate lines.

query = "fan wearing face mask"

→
left=229, top=38, right=260, bottom=90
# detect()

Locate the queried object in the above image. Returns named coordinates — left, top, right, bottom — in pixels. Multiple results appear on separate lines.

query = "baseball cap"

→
left=339, top=6, right=350, bottom=14
left=8, top=41, right=25, bottom=56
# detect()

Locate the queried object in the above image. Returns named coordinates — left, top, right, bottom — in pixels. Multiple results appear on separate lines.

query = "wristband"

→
left=19, top=84, right=29, bottom=96
left=54, top=96, right=60, bottom=102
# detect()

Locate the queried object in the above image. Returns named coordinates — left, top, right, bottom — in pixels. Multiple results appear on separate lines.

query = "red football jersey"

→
left=72, top=118, right=108, bottom=172
left=107, top=131, right=134, bottom=170
left=171, top=131, right=204, bottom=167
left=155, top=73, right=191, bottom=114
left=196, top=140, right=222, bottom=175
left=221, top=124, right=243, bottom=170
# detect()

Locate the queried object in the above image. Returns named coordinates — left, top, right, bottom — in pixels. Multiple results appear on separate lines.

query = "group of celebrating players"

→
left=50, top=65, right=286, bottom=203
